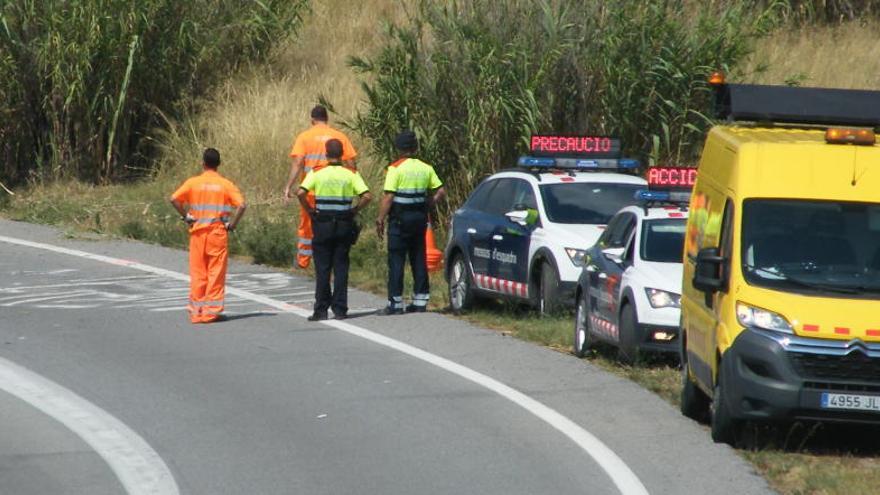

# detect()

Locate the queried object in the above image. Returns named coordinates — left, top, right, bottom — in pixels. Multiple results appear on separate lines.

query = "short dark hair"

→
left=203, top=148, right=221, bottom=168
left=310, top=105, right=329, bottom=121
left=325, top=139, right=343, bottom=160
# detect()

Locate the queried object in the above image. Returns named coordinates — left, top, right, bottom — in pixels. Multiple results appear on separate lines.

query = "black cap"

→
left=394, top=130, right=418, bottom=152
left=310, top=105, right=328, bottom=121
left=325, top=138, right=343, bottom=160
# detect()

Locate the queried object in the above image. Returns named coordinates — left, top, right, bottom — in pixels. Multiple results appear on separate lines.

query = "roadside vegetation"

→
left=3, top=1, right=880, bottom=494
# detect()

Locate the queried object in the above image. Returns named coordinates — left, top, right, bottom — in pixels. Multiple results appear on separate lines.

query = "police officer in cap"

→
left=376, top=130, right=446, bottom=314
left=297, top=138, right=372, bottom=321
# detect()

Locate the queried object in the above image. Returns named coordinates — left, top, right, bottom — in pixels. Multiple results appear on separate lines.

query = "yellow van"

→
left=679, top=79, right=880, bottom=444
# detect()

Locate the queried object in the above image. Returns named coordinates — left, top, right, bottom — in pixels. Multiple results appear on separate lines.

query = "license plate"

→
left=821, top=392, right=880, bottom=413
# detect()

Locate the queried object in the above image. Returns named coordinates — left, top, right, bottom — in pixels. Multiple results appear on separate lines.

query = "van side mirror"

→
left=693, top=247, right=725, bottom=293
left=602, top=247, right=625, bottom=265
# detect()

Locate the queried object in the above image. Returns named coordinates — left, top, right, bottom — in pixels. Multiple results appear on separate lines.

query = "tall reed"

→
left=0, top=0, right=307, bottom=185
left=347, top=0, right=779, bottom=211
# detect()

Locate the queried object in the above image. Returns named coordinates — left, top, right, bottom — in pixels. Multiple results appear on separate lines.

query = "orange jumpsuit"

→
left=171, top=170, right=245, bottom=323
left=289, top=123, right=357, bottom=268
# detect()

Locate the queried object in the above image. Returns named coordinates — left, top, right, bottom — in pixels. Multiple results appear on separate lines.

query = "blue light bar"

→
left=635, top=190, right=670, bottom=202
left=518, top=156, right=556, bottom=167
left=518, top=156, right=640, bottom=170
left=635, top=189, right=692, bottom=203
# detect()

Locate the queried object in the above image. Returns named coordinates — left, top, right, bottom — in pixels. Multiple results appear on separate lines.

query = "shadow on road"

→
left=219, top=312, right=277, bottom=322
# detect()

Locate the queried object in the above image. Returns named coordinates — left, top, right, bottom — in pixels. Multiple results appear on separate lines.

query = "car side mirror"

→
left=693, top=247, right=725, bottom=293
left=602, top=246, right=625, bottom=265
left=505, top=210, right=530, bottom=226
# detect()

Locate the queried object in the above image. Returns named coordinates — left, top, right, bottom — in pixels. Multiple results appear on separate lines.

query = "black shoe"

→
left=378, top=306, right=404, bottom=316
left=405, top=305, right=427, bottom=313
left=307, top=312, right=328, bottom=321
left=333, top=312, right=348, bottom=320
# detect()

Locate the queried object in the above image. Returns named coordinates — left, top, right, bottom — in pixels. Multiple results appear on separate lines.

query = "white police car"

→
left=572, top=171, right=694, bottom=363
left=444, top=135, right=647, bottom=315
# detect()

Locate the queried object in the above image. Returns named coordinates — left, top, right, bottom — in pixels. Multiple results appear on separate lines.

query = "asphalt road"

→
left=0, top=219, right=774, bottom=495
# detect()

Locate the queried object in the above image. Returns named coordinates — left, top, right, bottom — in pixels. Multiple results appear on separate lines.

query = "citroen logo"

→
left=844, top=339, right=869, bottom=356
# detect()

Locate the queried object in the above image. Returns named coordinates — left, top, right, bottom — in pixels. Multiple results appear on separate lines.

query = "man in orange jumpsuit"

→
left=283, top=105, right=357, bottom=269
left=170, top=148, right=247, bottom=323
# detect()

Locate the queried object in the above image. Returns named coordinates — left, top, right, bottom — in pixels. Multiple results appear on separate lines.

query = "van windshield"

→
left=540, top=182, right=642, bottom=224
left=741, top=199, right=880, bottom=299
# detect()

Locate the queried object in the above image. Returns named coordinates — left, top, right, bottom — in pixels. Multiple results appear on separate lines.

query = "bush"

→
left=240, top=216, right=297, bottom=267
left=349, top=0, right=779, bottom=211
left=120, top=221, right=148, bottom=240
left=0, top=0, right=307, bottom=185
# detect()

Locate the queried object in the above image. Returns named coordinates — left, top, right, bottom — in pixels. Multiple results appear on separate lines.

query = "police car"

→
left=572, top=167, right=695, bottom=363
left=445, top=135, right=647, bottom=315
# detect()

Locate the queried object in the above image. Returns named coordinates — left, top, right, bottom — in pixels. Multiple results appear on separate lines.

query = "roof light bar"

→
left=518, top=156, right=639, bottom=170
left=825, top=128, right=876, bottom=146
left=635, top=189, right=692, bottom=204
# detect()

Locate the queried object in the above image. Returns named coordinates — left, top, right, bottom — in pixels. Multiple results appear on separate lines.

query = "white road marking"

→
left=0, top=234, right=649, bottom=495
left=1, top=290, right=95, bottom=306
left=0, top=357, right=179, bottom=495
left=35, top=304, right=100, bottom=309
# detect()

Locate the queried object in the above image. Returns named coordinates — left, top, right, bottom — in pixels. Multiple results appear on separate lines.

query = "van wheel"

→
left=573, top=290, right=592, bottom=358
left=538, top=261, right=560, bottom=316
left=448, top=254, right=474, bottom=314
left=680, top=356, right=710, bottom=422
left=711, top=363, right=740, bottom=445
left=617, top=304, right=640, bottom=365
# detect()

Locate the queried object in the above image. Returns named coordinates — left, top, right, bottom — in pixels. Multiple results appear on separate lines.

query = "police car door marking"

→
left=476, top=274, right=528, bottom=298
left=0, top=234, right=650, bottom=495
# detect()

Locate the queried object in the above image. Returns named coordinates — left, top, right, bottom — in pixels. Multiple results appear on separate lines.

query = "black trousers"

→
left=312, top=214, right=355, bottom=315
left=387, top=211, right=429, bottom=309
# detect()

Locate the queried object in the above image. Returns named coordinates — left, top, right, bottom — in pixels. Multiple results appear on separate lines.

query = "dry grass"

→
left=155, top=0, right=413, bottom=205
left=742, top=21, right=880, bottom=89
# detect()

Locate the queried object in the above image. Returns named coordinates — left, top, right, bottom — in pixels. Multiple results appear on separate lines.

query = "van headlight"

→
left=565, top=248, right=588, bottom=267
left=736, top=302, right=793, bottom=334
left=645, top=288, right=680, bottom=308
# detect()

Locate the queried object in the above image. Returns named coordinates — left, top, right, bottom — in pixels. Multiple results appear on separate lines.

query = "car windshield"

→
left=640, top=218, right=686, bottom=263
left=539, top=182, right=642, bottom=224
left=742, top=199, right=880, bottom=298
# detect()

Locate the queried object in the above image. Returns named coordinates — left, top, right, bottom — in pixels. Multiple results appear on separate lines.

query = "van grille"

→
left=790, top=351, right=880, bottom=383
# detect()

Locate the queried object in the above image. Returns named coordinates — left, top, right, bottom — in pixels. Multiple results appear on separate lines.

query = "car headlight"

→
left=565, top=248, right=588, bottom=267
left=645, top=288, right=681, bottom=308
left=736, top=302, right=793, bottom=334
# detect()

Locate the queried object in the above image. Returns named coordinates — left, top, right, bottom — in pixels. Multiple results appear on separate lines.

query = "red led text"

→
left=530, top=135, right=613, bottom=154
left=648, top=167, right=697, bottom=188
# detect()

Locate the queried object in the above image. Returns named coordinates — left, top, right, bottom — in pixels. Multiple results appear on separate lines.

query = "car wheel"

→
left=617, top=303, right=640, bottom=365
left=710, top=361, right=740, bottom=445
left=449, top=253, right=474, bottom=314
left=573, top=290, right=592, bottom=358
left=538, top=261, right=560, bottom=316
left=680, top=342, right=710, bottom=422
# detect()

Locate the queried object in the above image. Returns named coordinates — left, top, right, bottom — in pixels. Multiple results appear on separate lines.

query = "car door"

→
left=491, top=179, right=538, bottom=296
left=594, top=213, right=636, bottom=340
left=454, top=179, right=498, bottom=279
left=470, top=178, right=518, bottom=289
left=587, top=213, right=631, bottom=340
